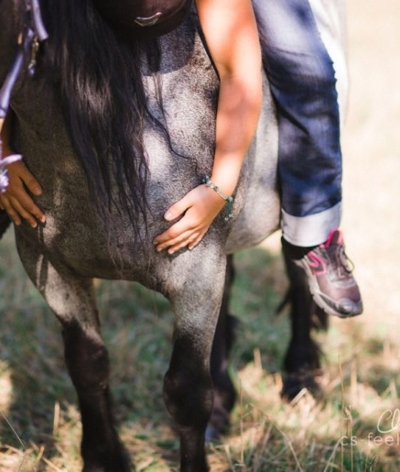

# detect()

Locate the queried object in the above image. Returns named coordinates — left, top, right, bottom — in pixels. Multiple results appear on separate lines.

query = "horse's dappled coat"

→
left=0, top=0, right=347, bottom=470
left=1, top=1, right=278, bottom=470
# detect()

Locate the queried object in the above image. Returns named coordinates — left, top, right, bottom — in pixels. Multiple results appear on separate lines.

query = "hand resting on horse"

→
left=0, top=112, right=45, bottom=227
left=153, top=183, right=226, bottom=254
left=0, top=160, right=45, bottom=227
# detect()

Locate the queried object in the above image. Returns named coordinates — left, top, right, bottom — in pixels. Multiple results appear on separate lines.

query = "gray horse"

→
left=0, top=0, right=346, bottom=470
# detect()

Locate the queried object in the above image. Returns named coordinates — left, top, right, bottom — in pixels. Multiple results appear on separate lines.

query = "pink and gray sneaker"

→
left=284, top=230, right=363, bottom=318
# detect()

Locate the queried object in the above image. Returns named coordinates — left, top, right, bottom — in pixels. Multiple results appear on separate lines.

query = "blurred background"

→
left=342, top=0, right=399, bottom=333
left=267, top=0, right=400, bottom=341
left=0, top=0, right=399, bottom=470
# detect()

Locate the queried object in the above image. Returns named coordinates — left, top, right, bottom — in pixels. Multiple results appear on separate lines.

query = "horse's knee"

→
left=62, top=319, right=110, bottom=393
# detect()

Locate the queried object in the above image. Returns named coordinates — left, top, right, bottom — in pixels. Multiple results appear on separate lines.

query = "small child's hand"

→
left=153, top=184, right=227, bottom=254
left=0, top=160, right=45, bottom=228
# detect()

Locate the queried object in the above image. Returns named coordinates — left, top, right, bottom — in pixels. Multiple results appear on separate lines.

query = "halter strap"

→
left=30, top=0, right=49, bottom=42
left=0, top=0, right=49, bottom=193
left=0, top=29, right=34, bottom=121
left=0, top=0, right=48, bottom=120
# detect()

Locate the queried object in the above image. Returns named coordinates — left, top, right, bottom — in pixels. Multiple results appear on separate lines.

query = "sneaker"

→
left=284, top=230, right=363, bottom=318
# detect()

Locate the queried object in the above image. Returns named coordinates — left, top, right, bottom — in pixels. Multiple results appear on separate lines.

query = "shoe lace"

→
left=323, top=243, right=354, bottom=280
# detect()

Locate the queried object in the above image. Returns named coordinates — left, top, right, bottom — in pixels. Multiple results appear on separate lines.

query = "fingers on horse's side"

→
left=164, top=195, right=192, bottom=222
left=24, top=176, right=42, bottom=196
left=165, top=230, right=196, bottom=254
left=154, top=226, right=203, bottom=253
left=153, top=224, right=182, bottom=246
left=24, top=199, right=45, bottom=223
left=187, top=232, right=204, bottom=250
left=171, top=229, right=206, bottom=253
left=10, top=197, right=38, bottom=227
left=10, top=162, right=42, bottom=196
left=2, top=199, right=21, bottom=225
left=154, top=220, right=196, bottom=251
left=3, top=193, right=42, bottom=228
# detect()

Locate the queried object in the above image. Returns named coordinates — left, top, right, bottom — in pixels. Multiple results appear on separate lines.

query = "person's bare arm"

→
left=0, top=110, right=45, bottom=227
left=154, top=0, right=262, bottom=253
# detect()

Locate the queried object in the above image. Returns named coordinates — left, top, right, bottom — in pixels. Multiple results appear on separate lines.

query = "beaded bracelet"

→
left=203, top=175, right=234, bottom=221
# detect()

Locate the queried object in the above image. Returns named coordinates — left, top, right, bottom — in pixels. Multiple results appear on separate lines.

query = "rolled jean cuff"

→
left=281, top=201, right=342, bottom=246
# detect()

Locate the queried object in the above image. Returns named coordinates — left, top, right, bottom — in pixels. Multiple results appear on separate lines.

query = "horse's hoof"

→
left=82, top=445, right=133, bottom=472
left=281, top=371, right=323, bottom=402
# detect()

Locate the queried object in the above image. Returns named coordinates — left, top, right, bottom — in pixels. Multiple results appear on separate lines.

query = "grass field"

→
left=1, top=0, right=399, bottom=470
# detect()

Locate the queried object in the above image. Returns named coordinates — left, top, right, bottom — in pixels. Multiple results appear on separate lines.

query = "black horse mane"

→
left=40, top=0, right=166, bottom=242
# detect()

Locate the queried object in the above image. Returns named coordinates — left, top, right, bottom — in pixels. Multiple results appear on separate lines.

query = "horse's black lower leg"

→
left=208, top=254, right=238, bottom=440
left=164, top=335, right=213, bottom=472
left=281, top=247, right=326, bottom=400
left=16, top=245, right=130, bottom=472
left=62, top=318, right=131, bottom=472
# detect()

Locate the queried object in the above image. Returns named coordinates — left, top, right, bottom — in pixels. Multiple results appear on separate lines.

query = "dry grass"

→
left=1, top=0, right=399, bottom=470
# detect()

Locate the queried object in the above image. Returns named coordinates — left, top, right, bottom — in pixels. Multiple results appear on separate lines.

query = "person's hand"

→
left=153, top=184, right=227, bottom=254
left=0, top=160, right=45, bottom=227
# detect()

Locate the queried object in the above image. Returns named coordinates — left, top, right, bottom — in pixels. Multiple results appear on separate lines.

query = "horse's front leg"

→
left=62, top=306, right=131, bottom=472
left=17, top=244, right=130, bottom=472
left=162, top=251, right=227, bottom=472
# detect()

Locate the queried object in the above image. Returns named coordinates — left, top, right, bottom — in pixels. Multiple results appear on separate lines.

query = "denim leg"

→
left=253, top=0, right=342, bottom=246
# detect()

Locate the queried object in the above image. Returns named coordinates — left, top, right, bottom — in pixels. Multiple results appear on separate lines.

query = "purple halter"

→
left=0, top=0, right=49, bottom=193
